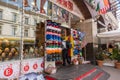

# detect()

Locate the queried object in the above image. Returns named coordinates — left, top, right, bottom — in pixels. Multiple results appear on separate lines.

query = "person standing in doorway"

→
left=62, top=37, right=71, bottom=66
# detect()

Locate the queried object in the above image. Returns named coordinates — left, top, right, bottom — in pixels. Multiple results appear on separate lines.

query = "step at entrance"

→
left=45, top=64, right=110, bottom=80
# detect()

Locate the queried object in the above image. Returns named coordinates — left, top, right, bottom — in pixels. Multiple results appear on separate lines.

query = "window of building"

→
left=25, top=17, right=29, bottom=24
left=13, top=13, right=17, bottom=22
left=0, top=11, right=3, bottom=20
left=0, top=26, right=2, bottom=35
left=34, top=30, right=35, bottom=37
left=24, top=29, right=28, bottom=37
left=34, top=19, right=37, bottom=25
left=12, top=26, right=17, bottom=36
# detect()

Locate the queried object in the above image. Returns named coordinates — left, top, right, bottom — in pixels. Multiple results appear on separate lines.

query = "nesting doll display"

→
left=0, top=40, right=19, bottom=61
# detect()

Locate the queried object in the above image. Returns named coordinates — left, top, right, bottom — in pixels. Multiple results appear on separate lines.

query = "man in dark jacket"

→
left=62, top=39, right=71, bottom=66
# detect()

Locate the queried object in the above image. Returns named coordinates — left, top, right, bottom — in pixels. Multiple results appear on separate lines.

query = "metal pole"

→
left=69, top=13, right=71, bottom=27
left=19, top=0, right=24, bottom=75
left=84, top=45, right=87, bottom=61
left=51, top=2, right=53, bottom=21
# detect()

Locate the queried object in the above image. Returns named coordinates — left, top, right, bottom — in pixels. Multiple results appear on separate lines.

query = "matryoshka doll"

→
left=1, top=52, right=6, bottom=61
left=0, top=40, right=2, bottom=47
left=4, top=48, right=10, bottom=57
left=8, top=52, right=12, bottom=60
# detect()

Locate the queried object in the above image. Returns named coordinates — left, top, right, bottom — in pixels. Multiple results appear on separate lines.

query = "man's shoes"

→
left=63, top=63, right=66, bottom=66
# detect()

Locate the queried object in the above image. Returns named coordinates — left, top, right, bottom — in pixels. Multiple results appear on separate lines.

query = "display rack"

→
left=44, top=20, right=63, bottom=68
left=71, top=29, right=85, bottom=56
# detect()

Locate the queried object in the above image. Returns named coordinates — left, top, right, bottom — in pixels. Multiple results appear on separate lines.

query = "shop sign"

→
left=21, top=58, right=44, bottom=74
left=49, top=0, right=84, bottom=19
left=0, top=61, right=20, bottom=79
left=52, top=4, right=69, bottom=27
left=56, top=0, right=73, bottom=11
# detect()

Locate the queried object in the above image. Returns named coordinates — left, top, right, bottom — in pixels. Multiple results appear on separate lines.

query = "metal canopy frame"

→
left=110, top=0, right=120, bottom=21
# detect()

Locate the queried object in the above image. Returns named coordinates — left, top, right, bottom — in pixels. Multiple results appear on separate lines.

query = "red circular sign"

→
left=4, top=68, right=13, bottom=77
left=33, top=63, right=38, bottom=70
left=41, top=62, right=44, bottom=68
left=24, top=65, right=29, bottom=72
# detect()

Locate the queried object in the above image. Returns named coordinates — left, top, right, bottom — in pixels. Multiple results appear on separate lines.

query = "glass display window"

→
left=0, top=39, right=20, bottom=62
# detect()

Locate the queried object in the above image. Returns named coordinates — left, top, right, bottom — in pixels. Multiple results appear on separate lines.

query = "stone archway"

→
left=73, top=0, right=92, bottom=19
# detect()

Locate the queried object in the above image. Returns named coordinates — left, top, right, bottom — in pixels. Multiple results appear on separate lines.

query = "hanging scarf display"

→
left=71, top=29, right=85, bottom=56
left=46, top=20, right=62, bottom=61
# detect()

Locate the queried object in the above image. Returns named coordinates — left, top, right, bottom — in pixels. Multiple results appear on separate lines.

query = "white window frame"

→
left=0, top=26, right=2, bottom=35
left=12, top=26, right=17, bottom=36
left=34, top=19, right=37, bottom=25
left=0, top=10, right=3, bottom=20
left=25, top=17, right=29, bottom=24
left=24, top=29, right=29, bottom=37
left=12, top=13, right=17, bottom=22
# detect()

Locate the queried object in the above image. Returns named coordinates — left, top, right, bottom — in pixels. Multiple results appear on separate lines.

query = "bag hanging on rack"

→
left=44, top=64, right=57, bottom=74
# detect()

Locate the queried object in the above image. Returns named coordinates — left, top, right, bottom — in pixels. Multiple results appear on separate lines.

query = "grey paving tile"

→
left=45, top=64, right=110, bottom=80
left=102, top=66, right=120, bottom=80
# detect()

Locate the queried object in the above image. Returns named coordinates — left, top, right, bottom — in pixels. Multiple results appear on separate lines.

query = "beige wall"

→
left=74, top=19, right=98, bottom=43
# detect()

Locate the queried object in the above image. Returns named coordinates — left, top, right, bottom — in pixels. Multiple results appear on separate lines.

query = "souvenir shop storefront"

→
left=0, top=0, right=87, bottom=80
left=43, top=0, right=87, bottom=76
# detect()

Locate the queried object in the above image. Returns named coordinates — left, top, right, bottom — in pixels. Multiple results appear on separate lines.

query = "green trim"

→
left=89, top=0, right=93, bottom=3
left=96, top=2, right=100, bottom=11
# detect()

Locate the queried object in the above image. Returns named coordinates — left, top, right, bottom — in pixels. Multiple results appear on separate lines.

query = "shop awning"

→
left=97, top=29, right=120, bottom=43
left=0, top=37, right=35, bottom=43
left=97, top=29, right=120, bottom=38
